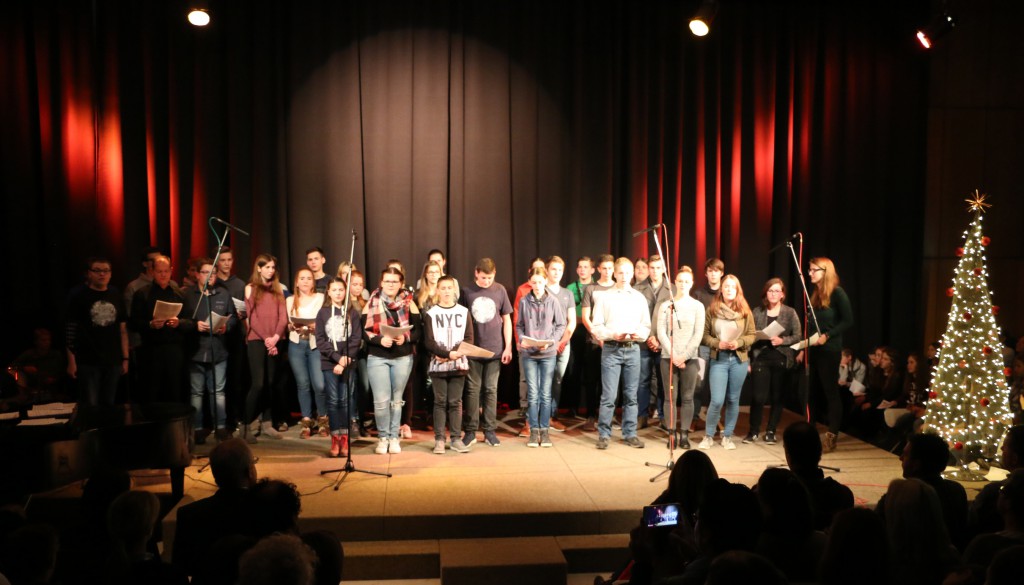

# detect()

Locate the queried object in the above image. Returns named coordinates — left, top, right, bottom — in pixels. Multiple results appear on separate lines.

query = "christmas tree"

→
left=924, top=191, right=1014, bottom=480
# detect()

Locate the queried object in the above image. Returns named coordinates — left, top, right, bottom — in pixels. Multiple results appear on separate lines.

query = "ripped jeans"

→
left=366, top=354, right=414, bottom=440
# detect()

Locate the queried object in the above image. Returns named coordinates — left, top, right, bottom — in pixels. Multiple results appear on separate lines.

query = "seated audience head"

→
left=301, top=530, right=344, bottom=585
left=1000, top=425, right=1023, bottom=471
left=783, top=421, right=822, bottom=472
left=695, top=479, right=762, bottom=557
left=107, top=490, right=160, bottom=553
left=998, top=468, right=1024, bottom=529
left=0, top=523, right=59, bottom=584
left=237, top=534, right=316, bottom=585
left=756, top=467, right=813, bottom=537
left=705, top=551, right=788, bottom=585
left=986, top=544, right=1024, bottom=585
left=883, top=478, right=952, bottom=564
left=900, top=432, right=951, bottom=479
left=210, top=438, right=257, bottom=490
left=668, top=450, right=719, bottom=517
left=818, top=507, right=890, bottom=585
left=247, top=479, right=302, bottom=538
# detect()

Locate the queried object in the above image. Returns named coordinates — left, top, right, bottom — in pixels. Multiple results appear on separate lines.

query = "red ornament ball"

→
left=980, top=397, right=991, bottom=407
left=983, top=346, right=993, bottom=355
left=1006, top=368, right=1014, bottom=377
left=963, top=311, right=972, bottom=321
left=954, top=442, right=964, bottom=451
left=993, top=306, right=1001, bottom=315
left=956, top=247, right=964, bottom=257
left=946, top=287, right=955, bottom=297
left=959, top=360, right=968, bottom=369
left=981, top=236, right=991, bottom=246
left=928, top=391, right=938, bottom=400
left=974, top=267, right=983, bottom=276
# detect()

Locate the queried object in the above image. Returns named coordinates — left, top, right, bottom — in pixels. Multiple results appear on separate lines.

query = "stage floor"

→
left=166, top=407, right=903, bottom=545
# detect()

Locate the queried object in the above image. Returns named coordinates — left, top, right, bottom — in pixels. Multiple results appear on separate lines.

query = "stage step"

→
left=343, top=533, right=630, bottom=582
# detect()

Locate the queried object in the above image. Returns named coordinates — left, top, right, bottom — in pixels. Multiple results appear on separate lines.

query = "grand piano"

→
left=0, top=402, right=194, bottom=500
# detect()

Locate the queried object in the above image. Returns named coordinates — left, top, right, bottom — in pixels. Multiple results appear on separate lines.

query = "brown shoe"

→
left=317, top=416, right=330, bottom=437
left=299, top=417, right=313, bottom=439
left=549, top=418, right=567, bottom=432
left=582, top=417, right=597, bottom=432
left=637, top=415, right=649, bottom=429
left=518, top=421, right=531, bottom=438
left=823, top=432, right=838, bottom=453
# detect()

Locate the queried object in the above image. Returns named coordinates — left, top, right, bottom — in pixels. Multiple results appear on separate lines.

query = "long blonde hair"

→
left=290, top=268, right=316, bottom=315
left=809, top=257, right=840, bottom=309
left=708, top=274, right=751, bottom=318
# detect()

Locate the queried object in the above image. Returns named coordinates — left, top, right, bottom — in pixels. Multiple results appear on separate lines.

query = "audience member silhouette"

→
left=962, top=469, right=1024, bottom=568
left=172, top=438, right=257, bottom=577
left=882, top=478, right=959, bottom=585
left=0, top=523, right=59, bottom=585
left=753, top=467, right=826, bottom=582
left=880, top=432, right=968, bottom=550
left=704, top=550, right=788, bottom=585
left=237, top=534, right=316, bottom=585
left=246, top=478, right=302, bottom=539
left=301, top=530, right=345, bottom=585
left=106, top=490, right=187, bottom=585
left=782, top=421, right=854, bottom=530
left=817, top=507, right=891, bottom=585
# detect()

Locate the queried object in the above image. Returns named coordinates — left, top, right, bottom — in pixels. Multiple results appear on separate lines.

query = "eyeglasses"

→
left=808, top=268, right=824, bottom=274
left=767, top=289, right=784, bottom=295
left=89, top=268, right=112, bottom=274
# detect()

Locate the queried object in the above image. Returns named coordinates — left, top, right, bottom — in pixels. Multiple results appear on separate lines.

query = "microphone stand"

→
left=321, top=230, right=392, bottom=489
left=640, top=225, right=677, bottom=481
left=778, top=235, right=820, bottom=421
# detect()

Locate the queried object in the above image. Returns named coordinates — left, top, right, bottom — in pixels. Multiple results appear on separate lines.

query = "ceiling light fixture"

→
left=689, top=0, right=719, bottom=37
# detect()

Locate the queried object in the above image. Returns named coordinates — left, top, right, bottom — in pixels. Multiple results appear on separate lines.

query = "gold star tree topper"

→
left=965, top=190, right=991, bottom=213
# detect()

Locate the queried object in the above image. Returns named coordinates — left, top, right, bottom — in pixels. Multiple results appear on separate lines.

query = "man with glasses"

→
left=66, top=257, right=129, bottom=406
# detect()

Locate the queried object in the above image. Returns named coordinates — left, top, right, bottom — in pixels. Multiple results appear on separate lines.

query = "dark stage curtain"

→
left=0, top=0, right=929, bottom=361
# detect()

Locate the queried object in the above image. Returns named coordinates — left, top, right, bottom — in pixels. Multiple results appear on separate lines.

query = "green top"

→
left=813, top=286, right=853, bottom=353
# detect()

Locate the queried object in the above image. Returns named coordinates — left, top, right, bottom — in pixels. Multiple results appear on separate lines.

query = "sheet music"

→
left=754, top=320, right=785, bottom=341
left=381, top=324, right=412, bottom=338
left=210, top=311, right=229, bottom=331
left=456, top=342, right=495, bottom=359
left=521, top=336, right=555, bottom=348
left=789, top=333, right=821, bottom=351
left=153, top=300, right=182, bottom=320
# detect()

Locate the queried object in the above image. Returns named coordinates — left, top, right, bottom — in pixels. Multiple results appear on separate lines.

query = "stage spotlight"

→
left=689, top=0, right=719, bottom=37
left=916, top=13, right=955, bottom=49
left=188, top=2, right=211, bottom=27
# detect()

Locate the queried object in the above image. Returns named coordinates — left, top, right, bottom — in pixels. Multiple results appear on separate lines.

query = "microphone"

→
left=212, top=217, right=251, bottom=236
left=791, top=232, right=803, bottom=240
left=632, top=223, right=664, bottom=237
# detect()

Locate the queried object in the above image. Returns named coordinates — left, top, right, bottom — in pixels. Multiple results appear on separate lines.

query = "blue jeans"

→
left=323, top=368, right=352, bottom=434
left=706, top=351, right=748, bottom=437
left=289, top=341, right=326, bottom=419
left=638, top=346, right=661, bottom=418
left=551, top=345, right=570, bottom=415
left=366, top=354, right=413, bottom=440
left=598, top=343, right=640, bottom=439
left=77, top=363, right=121, bottom=406
left=190, top=361, right=227, bottom=430
left=522, top=354, right=555, bottom=429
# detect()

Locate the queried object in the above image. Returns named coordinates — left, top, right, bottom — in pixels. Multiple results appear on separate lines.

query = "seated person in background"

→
left=236, top=534, right=316, bottom=585
left=0, top=523, right=60, bottom=585
left=753, top=467, right=827, bottom=583
left=817, top=507, right=891, bottom=585
left=881, top=478, right=959, bottom=585
left=879, top=433, right=968, bottom=551
left=704, top=551, right=788, bottom=585
left=962, top=469, right=1024, bottom=569
left=5, top=328, right=67, bottom=408
left=654, top=479, right=763, bottom=585
left=106, top=490, right=188, bottom=585
left=837, top=347, right=866, bottom=398
left=610, top=450, right=719, bottom=585
left=783, top=421, right=854, bottom=531
left=850, top=346, right=905, bottom=440
left=172, top=439, right=257, bottom=578
left=968, top=425, right=1023, bottom=538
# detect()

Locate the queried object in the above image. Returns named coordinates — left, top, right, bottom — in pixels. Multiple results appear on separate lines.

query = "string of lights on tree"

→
left=924, top=191, right=1013, bottom=477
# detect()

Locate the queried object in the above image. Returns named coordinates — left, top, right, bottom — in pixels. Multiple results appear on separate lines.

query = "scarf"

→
left=365, top=287, right=413, bottom=338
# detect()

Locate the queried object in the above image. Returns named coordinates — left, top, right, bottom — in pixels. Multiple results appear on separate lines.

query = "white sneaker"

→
left=433, top=439, right=445, bottom=454
left=698, top=436, right=714, bottom=450
left=375, top=438, right=389, bottom=454
left=388, top=437, right=402, bottom=454
left=722, top=436, right=737, bottom=450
